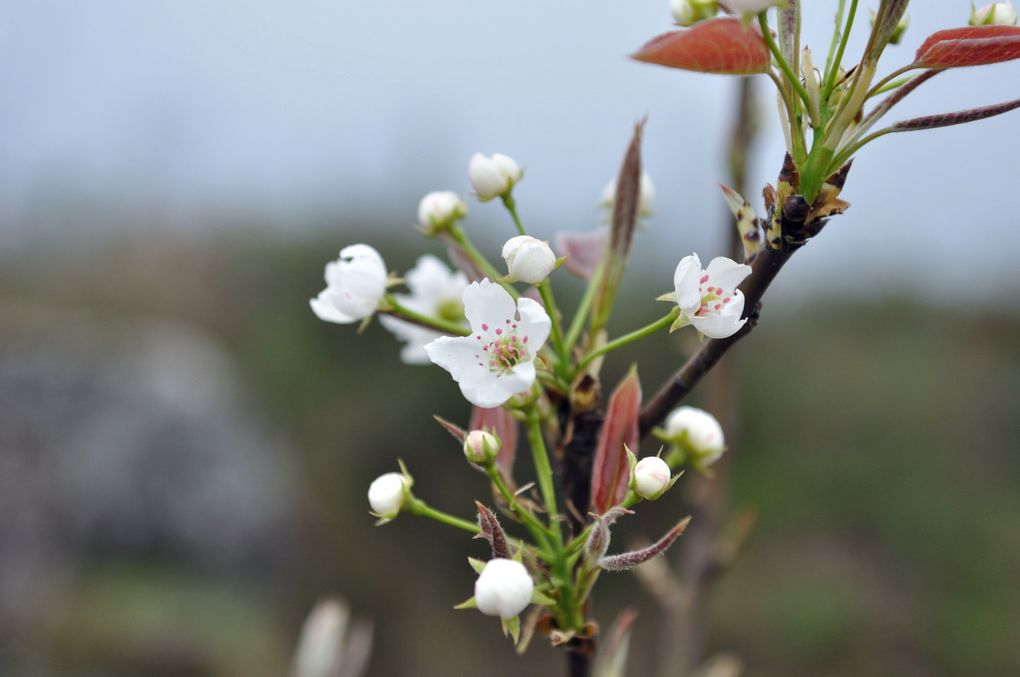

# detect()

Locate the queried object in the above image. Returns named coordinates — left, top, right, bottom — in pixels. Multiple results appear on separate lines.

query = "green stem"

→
left=823, top=0, right=859, bottom=98
left=865, top=64, right=921, bottom=100
left=767, top=70, right=807, bottom=163
left=823, top=0, right=848, bottom=79
left=382, top=296, right=470, bottom=337
left=563, top=265, right=602, bottom=356
left=526, top=408, right=561, bottom=544
left=537, top=282, right=569, bottom=376
left=575, top=308, right=679, bottom=375
left=447, top=224, right=519, bottom=299
left=407, top=498, right=481, bottom=534
left=485, top=465, right=552, bottom=551
left=759, top=13, right=815, bottom=125
left=501, top=194, right=528, bottom=236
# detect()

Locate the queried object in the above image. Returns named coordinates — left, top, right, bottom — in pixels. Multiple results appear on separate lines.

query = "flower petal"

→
left=704, top=257, right=752, bottom=293
left=310, top=289, right=358, bottom=324
left=515, top=297, right=551, bottom=351
left=673, top=254, right=703, bottom=313
left=463, top=279, right=517, bottom=333
left=425, top=335, right=486, bottom=382
left=689, top=293, right=747, bottom=339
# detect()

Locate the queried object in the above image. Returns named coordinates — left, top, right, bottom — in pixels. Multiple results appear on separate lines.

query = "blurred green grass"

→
left=1, top=231, right=1017, bottom=676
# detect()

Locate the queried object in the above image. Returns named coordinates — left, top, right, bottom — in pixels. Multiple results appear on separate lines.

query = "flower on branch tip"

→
left=379, top=255, right=468, bottom=364
left=469, top=153, right=522, bottom=201
left=632, top=456, right=674, bottom=500
left=659, top=406, right=727, bottom=468
left=661, top=253, right=751, bottom=339
left=474, top=558, right=534, bottom=620
left=417, top=191, right=467, bottom=235
left=310, top=244, right=387, bottom=324
left=600, top=171, right=655, bottom=217
left=671, top=0, right=718, bottom=27
left=367, top=472, right=410, bottom=520
left=464, top=429, right=501, bottom=465
left=723, top=0, right=785, bottom=15
left=502, top=235, right=557, bottom=285
left=971, top=1, right=1018, bottom=25
left=424, top=279, right=551, bottom=408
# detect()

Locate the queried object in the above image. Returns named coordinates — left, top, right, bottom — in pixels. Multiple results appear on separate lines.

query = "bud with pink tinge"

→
left=474, top=558, right=534, bottom=619
left=464, top=430, right=500, bottom=465
left=633, top=456, right=672, bottom=500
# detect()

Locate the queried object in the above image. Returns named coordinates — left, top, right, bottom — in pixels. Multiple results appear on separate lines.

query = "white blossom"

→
left=633, top=456, right=672, bottom=500
left=502, top=235, right=557, bottom=285
left=469, top=153, right=522, bottom=201
left=474, top=558, right=534, bottom=619
left=425, top=279, right=550, bottom=408
left=664, top=406, right=726, bottom=465
left=599, top=171, right=656, bottom=217
left=368, top=472, right=408, bottom=518
left=417, top=191, right=467, bottom=233
left=379, top=255, right=468, bottom=364
left=671, top=253, right=751, bottom=339
left=310, top=244, right=387, bottom=324
left=464, top=430, right=500, bottom=465
left=971, top=1, right=1018, bottom=25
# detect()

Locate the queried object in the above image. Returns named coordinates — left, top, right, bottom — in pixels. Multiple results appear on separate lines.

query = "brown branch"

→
left=639, top=245, right=792, bottom=437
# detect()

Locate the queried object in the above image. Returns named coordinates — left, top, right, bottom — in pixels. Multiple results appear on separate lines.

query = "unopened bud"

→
left=469, top=153, right=522, bottom=201
left=971, top=1, right=1018, bottom=25
left=670, top=0, right=717, bottom=26
left=633, top=456, right=672, bottom=500
left=368, top=472, right=409, bottom=519
left=501, top=235, right=556, bottom=284
left=417, top=191, right=467, bottom=234
left=474, top=558, right=534, bottom=619
left=871, top=10, right=909, bottom=44
left=600, top=171, right=655, bottom=217
left=661, top=406, right=726, bottom=467
left=464, top=430, right=500, bottom=465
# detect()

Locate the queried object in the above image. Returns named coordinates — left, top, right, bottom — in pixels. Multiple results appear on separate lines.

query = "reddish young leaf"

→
left=590, top=368, right=641, bottom=514
left=631, top=17, right=770, bottom=75
left=470, top=406, right=518, bottom=477
left=914, top=25, right=1020, bottom=68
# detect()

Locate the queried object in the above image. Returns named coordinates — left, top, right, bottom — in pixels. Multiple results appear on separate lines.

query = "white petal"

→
left=515, top=297, right=551, bottom=351
left=704, top=257, right=752, bottom=293
left=378, top=314, right=438, bottom=365
left=673, top=254, right=703, bottom=313
left=463, top=280, right=517, bottom=333
left=405, top=255, right=456, bottom=303
left=310, top=289, right=357, bottom=324
left=460, top=376, right=512, bottom=408
left=424, top=335, right=484, bottom=380
left=689, top=293, right=747, bottom=339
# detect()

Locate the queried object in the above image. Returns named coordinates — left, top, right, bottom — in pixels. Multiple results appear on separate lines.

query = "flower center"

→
left=473, top=319, right=530, bottom=375
left=695, top=274, right=733, bottom=318
left=436, top=298, right=465, bottom=323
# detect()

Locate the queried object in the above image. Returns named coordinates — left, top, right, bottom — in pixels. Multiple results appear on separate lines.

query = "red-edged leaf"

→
left=914, top=25, right=1020, bottom=68
left=590, top=368, right=641, bottom=513
left=631, top=17, right=770, bottom=75
left=470, top=406, right=518, bottom=477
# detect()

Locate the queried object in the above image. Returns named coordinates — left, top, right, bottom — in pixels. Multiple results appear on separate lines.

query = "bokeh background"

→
left=2, top=2, right=1018, bottom=676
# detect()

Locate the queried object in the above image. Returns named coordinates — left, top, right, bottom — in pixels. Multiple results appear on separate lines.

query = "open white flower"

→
left=424, top=279, right=550, bottom=408
left=310, top=244, right=387, bottom=324
left=670, top=253, right=751, bottom=339
left=469, top=153, right=523, bottom=201
left=379, top=255, right=468, bottom=364
left=599, top=171, right=655, bottom=217
left=474, top=558, right=534, bottom=619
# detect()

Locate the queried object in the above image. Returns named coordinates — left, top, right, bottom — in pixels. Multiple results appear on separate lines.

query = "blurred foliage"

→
left=0, top=230, right=1017, bottom=676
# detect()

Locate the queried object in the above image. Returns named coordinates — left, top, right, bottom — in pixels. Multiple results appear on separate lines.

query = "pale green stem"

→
left=823, top=0, right=848, bottom=79
left=485, top=465, right=552, bottom=551
left=865, top=64, right=922, bottom=99
left=759, top=13, right=816, bottom=126
left=526, top=408, right=562, bottom=545
left=537, top=282, right=569, bottom=377
left=382, top=296, right=470, bottom=337
left=407, top=498, right=481, bottom=533
left=501, top=193, right=528, bottom=236
left=823, top=0, right=859, bottom=98
left=447, top=224, right=519, bottom=299
left=563, top=265, right=601, bottom=356
left=575, top=308, right=680, bottom=375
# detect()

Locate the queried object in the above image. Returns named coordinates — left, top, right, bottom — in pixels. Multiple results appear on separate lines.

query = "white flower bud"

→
left=464, top=430, right=500, bottom=465
left=291, top=598, right=348, bottom=677
left=599, top=172, right=656, bottom=217
left=417, top=191, right=467, bottom=233
left=670, top=0, right=717, bottom=26
left=633, top=456, right=672, bottom=500
left=469, top=153, right=522, bottom=201
left=971, top=1, right=1018, bottom=25
left=310, top=244, right=388, bottom=324
left=664, top=406, right=726, bottom=465
left=725, top=0, right=783, bottom=13
left=367, top=472, right=408, bottom=518
left=501, top=235, right=557, bottom=284
left=474, top=558, right=534, bottom=619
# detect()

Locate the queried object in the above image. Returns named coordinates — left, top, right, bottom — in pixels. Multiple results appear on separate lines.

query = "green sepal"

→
left=552, top=255, right=569, bottom=271
left=501, top=615, right=521, bottom=644
left=655, top=291, right=678, bottom=303
left=669, top=313, right=690, bottom=334
left=468, top=557, right=487, bottom=575
left=454, top=596, right=478, bottom=610
left=625, top=445, right=638, bottom=491
left=530, top=589, right=557, bottom=607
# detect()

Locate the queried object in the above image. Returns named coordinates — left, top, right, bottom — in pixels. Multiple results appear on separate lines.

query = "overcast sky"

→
left=2, top=1, right=1019, bottom=302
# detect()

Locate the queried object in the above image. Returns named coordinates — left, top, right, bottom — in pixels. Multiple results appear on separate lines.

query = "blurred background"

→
left=1, top=1, right=1018, bottom=676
